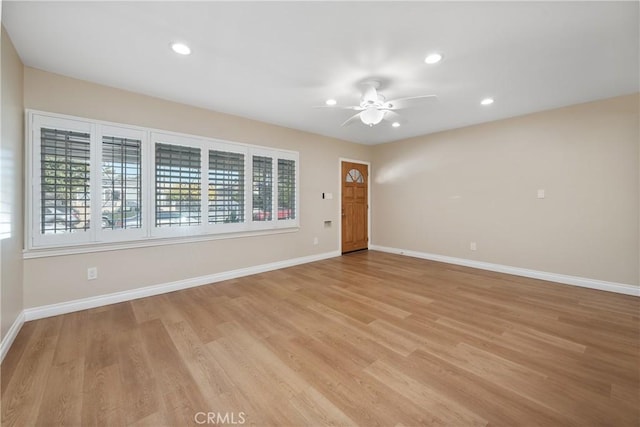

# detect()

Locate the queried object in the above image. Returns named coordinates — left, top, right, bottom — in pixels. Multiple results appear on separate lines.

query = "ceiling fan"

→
left=321, top=81, right=437, bottom=127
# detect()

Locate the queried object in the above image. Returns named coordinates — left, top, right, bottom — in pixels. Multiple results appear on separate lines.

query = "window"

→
left=209, top=150, right=245, bottom=224
left=346, top=168, right=364, bottom=183
left=40, top=127, right=91, bottom=235
left=27, top=111, right=299, bottom=251
left=252, top=156, right=273, bottom=222
left=155, top=143, right=202, bottom=227
left=278, top=159, right=296, bottom=220
left=102, top=134, right=142, bottom=230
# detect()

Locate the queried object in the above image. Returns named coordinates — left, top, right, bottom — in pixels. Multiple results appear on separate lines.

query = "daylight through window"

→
left=28, top=111, right=299, bottom=250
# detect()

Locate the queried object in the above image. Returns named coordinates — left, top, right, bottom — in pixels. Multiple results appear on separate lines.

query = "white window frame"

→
left=29, top=115, right=95, bottom=248
left=250, top=148, right=278, bottom=231
left=205, top=141, right=249, bottom=234
left=275, top=151, right=299, bottom=229
left=98, top=125, right=148, bottom=243
left=25, top=110, right=300, bottom=254
left=150, top=132, right=208, bottom=239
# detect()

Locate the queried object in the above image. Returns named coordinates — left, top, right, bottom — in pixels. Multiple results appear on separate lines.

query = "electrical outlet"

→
left=87, top=267, right=98, bottom=280
left=470, top=242, right=477, bottom=251
left=313, top=237, right=319, bottom=245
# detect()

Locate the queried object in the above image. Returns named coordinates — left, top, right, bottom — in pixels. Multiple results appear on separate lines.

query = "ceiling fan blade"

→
left=381, top=110, right=402, bottom=121
left=362, top=85, right=378, bottom=104
left=341, top=111, right=363, bottom=127
left=312, top=105, right=362, bottom=110
left=385, top=94, right=437, bottom=109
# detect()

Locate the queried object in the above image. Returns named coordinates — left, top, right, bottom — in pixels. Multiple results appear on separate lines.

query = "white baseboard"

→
left=23, top=250, right=340, bottom=322
left=9, top=246, right=636, bottom=361
left=370, top=245, right=639, bottom=297
left=1, top=311, right=25, bottom=363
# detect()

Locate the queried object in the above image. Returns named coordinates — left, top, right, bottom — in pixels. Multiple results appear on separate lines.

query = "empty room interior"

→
left=1, top=2, right=639, bottom=426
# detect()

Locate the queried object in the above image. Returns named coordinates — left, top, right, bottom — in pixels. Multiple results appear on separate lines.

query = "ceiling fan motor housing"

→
left=334, top=80, right=436, bottom=127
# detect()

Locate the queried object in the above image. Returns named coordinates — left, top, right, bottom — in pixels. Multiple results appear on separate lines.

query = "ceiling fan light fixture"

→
left=424, top=53, right=443, bottom=64
left=481, top=97, right=494, bottom=105
left=327, top=81, right=437, bottom=128
left=360, top=107, right=385, bottom=126
left=171, top=42, right=191, bottom=55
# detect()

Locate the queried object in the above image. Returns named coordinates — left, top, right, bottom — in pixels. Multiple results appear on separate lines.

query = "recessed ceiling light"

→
left=325, top=99, right=337, bottom=106
left=392, top=122, right=400, bottom=128
left=481, top=98, right=494, bottom=106
left=171, top=42, right=191, bottom=55
left=424, top=53, right=443, bottom=64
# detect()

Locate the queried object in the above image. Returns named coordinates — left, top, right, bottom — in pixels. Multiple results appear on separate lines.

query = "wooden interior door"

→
left=341, top=161, right=368, bottom=253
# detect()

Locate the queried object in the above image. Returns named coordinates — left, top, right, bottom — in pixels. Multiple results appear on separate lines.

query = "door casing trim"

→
left=338, top=158, right=372, bottom=254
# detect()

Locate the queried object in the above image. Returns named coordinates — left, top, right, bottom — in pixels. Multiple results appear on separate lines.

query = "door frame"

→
left=338, top=158, right=371, bottom=254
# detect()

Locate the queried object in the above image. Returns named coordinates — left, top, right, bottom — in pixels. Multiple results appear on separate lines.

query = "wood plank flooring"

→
left=2, top=251, right=639, bottom=426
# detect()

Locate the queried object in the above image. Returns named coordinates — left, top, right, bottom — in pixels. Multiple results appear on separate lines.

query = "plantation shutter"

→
left=208, top=150, right=245, bottom=224
left=252, top=156, right=273, bottom=221
left=102, top=135, right=142, bottom=229
left=155, top=143, right=201, bottom=227
left=277, top=159, right=296, bottom=220
left=40, top=128, right=91, bottom=234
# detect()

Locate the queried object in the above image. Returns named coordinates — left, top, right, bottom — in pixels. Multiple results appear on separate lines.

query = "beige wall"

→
left=1, top=26, right=25, bottom=340
left=14, top=67, right=640, bottom=311
left=372, top=94, right=639, bottom=286
left=22, top=67, right=370, bottom=308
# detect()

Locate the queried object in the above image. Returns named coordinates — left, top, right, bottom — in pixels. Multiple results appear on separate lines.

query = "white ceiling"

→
left=3, top=1, right=638, bottom=145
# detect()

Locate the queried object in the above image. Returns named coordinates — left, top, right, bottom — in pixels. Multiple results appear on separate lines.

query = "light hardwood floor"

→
left=2, top=251, right=639, bottom=426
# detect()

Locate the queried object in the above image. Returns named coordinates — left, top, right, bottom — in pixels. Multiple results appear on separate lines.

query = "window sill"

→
left=23, top=226, right=300, bottom=259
